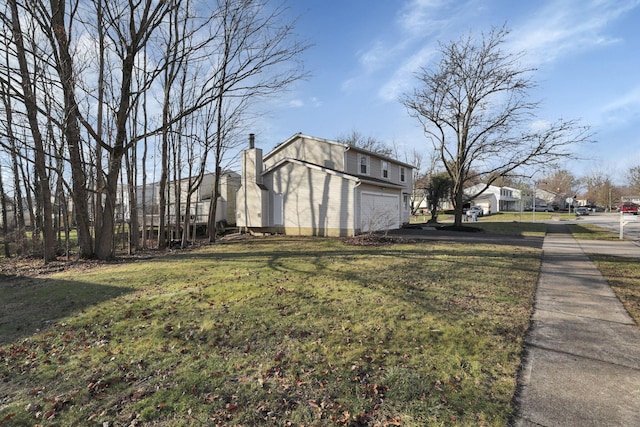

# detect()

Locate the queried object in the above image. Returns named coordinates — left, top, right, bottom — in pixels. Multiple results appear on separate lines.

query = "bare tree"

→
left=537, top=168, right=579, bottom=208
left=0, top=163, right=9, bottom=258
left=45, top=0, right=94, bottom=258
left=0, top=0, right=306, bottom=261
left=584, top=170, right=614, bottom=209
left=206, top=0, right=308, bottom=242
left=337, top=130, right=394, bottom=157
left=543, top=168, right=578, bottom=194
left=402, top=26, right=591, bottom=227
left=628, top=166, right=640, bottom=195
left=0, top=68, right=27, bottom=255
left=7, top=0, right=57, bottom=261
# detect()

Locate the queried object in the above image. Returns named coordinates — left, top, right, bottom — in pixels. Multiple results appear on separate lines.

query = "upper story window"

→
left=400, top=167, right=406, bottom=182
left=360, top=155, right=369, bottom=175
left=381, top=161, right=389, bottom=179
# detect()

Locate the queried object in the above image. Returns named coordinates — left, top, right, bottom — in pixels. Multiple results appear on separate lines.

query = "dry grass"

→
left=0, top=236, right=541, bottom=426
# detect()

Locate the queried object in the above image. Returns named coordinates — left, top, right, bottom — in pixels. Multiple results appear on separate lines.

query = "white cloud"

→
left=349, top=0, right=456, bottom=86
left=529, top=119, right=552, bottom=132
left=600, top=85, right=640, bottom=125
left=357, top=40, right=392, bottom=71
left=396, top=0, right=454, bottom=36
left=289, top=99, right=304, bottom=108
left=378, top=45, right=437, bottom=102
left=508, top=0, right=639, bottom=65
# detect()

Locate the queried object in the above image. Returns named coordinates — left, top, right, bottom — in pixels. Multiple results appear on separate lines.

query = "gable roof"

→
left=264, top=132, right=415, bottom=169
left=263, top=133, right=345, bottom=162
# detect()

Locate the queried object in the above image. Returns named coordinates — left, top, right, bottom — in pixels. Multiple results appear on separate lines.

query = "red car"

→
left=619, top=202, right=638, bottom=214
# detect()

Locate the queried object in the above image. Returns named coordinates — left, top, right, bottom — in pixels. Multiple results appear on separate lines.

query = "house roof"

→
left=263, top=158, right=405, bottom=190
left=263, top=133, right=344, bottom=162
left=264, top=132, right=415, bottom=169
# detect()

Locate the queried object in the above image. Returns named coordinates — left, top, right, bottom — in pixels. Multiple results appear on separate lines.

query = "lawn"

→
left=411, top=211, right=575, bottom=225
left=0, top=236, right=542, bottom=426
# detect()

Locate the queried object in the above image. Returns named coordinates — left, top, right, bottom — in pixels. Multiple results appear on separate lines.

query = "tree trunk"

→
left=18, top=159, right=35, bottom=253
left=95, top=51, right=135, bottom=260
left=181, top=194, right=192, bottom=248
left=95, top=154, right=122, bottom=260
left=49, top=0, right=94, bottom=258
left=453, top=179, right=464, bottom=227
left=0, top=77, right=27, bottom=255
left=157, top=129, right=169, bottom=249
left=0, top=164, right=10, bottom=258
left=125, top=148, right=139, bottom=254
left=9, top=0, right=56, bottom=262
left=208, top=167, right=221, bottom=242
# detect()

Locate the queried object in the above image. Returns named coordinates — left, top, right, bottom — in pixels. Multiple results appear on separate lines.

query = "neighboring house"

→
left=464, top=184, right=523, bottom=214
left=117, top=171, right=240, bottom=234
left=165, top=172, right=240, bottom=228
left=621, top=196, right=640, bottom=205
left=413, top=189, right=454, bottom=213
left=236, top=133, right=414, bottom=236
left=0, top=194, right=70, bottom=230
left=535, top=188, right=558, bottom=207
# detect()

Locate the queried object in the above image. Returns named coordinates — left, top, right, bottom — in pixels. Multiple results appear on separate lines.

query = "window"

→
left=360, top=155, right=369, bottom=175
left=381, top=160, right=389, bottom=178
left=403, top=194, right=409, bottom=210
left=400, top=167, right=406, bottom=182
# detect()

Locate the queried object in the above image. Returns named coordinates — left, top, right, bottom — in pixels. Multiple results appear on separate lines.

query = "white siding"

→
left=266, top=162, right=355, bottom=236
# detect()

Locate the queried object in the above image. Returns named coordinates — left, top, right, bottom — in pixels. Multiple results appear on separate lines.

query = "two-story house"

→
left=117, top=171, right=240, bottom=238
left=464, top=184, right=523, bottom=213
left=236, top=133, right=413, bottom=236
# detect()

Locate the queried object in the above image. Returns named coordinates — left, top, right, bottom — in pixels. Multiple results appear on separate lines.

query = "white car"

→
left=466, top=206, right=483, bottom=217
left=575, top=207, right=589, bottom=216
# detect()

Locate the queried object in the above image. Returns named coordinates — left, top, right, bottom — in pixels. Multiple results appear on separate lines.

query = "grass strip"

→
left=590, top=256, right=640, bottom=325
left=566, top=222, right=640, bottom=325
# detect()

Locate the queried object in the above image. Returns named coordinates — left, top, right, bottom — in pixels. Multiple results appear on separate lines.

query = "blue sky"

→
left=255, top=0, right=640, bottom=184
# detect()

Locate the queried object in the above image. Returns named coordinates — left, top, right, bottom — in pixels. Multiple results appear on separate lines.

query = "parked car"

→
left=525, top=204, right=550, bottom=212
left=575, top=207, right=589, bottom=216
left=619, top=202, right=638, bottom=214
left=466, top=206, right=483, bottom=217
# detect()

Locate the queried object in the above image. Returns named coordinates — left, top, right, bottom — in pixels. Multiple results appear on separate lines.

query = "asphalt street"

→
left=571, top=211, right=640, bottom=242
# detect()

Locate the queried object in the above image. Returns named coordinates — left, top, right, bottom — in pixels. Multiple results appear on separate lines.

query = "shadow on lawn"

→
left=163, top=238, right=543, bottom=299
left=0, top=274, right=133, bottom=346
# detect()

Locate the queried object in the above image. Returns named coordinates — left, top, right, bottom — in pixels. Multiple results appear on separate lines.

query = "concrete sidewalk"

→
left=513, top=224, right=640, bottom=426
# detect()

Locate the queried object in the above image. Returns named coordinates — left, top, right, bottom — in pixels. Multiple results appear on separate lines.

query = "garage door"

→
left=361, top=193, right=400, bottom=233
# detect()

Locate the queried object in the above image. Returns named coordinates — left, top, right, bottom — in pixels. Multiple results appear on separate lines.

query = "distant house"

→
left=165, top=172, right=240, bottom=228
left=236, top=133, right=414, bottom=236
left=534, top=188, right=558, bottom=207
left=118, top=171, right=240, bottom=236
left=621, top=196, right=640, bottom=205
left=464, top=184, right=523, bottom=214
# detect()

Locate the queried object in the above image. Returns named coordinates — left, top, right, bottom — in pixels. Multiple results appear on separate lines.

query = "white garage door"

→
left=361, top=193, right=400, bottom=233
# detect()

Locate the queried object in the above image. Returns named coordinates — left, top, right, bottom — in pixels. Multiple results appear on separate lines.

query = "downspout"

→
left=345, top=145, right=359, bottom=236
left=353, top=180, right=361, bottom=237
